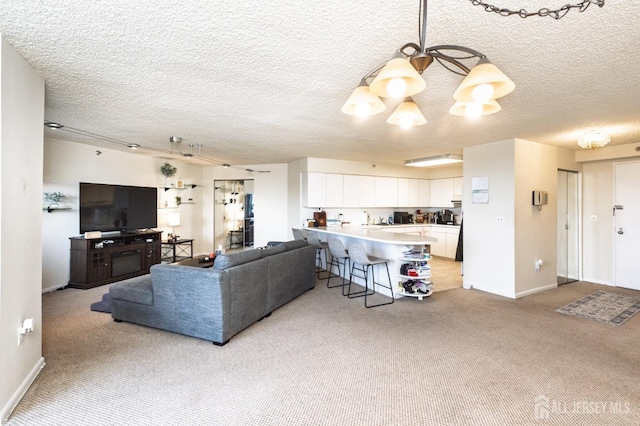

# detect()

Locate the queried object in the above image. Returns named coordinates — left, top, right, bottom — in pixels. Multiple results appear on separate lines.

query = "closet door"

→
left=557, top=170, right=579, bottom=284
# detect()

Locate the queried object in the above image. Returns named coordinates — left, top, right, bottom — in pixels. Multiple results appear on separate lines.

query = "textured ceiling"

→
left=1, top=0, right=639, bottom=167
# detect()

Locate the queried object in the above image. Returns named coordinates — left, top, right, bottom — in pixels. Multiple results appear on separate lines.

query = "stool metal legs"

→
left=326, top=255, right=351, bottom=295
left=315, top=247, right=328, bottom=279
left=347, top=261, right=394, bottom=308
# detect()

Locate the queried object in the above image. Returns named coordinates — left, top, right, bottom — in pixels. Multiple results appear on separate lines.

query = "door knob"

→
left=617, top=228, right=624, bottom=235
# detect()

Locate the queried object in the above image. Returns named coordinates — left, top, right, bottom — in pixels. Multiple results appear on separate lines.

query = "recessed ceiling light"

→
left=44, top=121, right=64, bottom=129
left=127, top=143, right=140, bottom=149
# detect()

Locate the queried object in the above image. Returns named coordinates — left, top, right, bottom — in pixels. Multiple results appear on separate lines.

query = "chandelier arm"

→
left=424, top=45, right=486, bottom=61
left=433, top=57, right=469, bottom=76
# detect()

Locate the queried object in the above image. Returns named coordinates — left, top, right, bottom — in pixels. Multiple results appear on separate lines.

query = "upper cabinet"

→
left=303, top=173, right=462, bottom=209
left=430, top=178, right=459, bottom=208
left=301, top=172, right=326, bottom=207
left=325, top=174, right=344, bottom=207
left=374, top=177, right=398, bottom=207
left=453, top=177, right=463, bottom=199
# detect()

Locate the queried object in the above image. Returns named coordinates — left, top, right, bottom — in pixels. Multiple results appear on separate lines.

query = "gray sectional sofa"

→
left=109, top=239, right=316, bottom=345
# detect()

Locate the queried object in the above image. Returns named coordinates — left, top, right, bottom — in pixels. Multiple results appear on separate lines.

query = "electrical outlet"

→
left=590, top=215, right=598, bottom=222
left=496, top=215, right=505, bottom=223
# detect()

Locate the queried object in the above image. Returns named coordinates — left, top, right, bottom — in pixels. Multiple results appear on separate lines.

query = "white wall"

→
left=513, top=139, right=558, bottom=296
left=0, top=37, right=45, bottom=424
left=462, top=140, right=516, bottom=297
left=42, top=137, right=204, bottom=292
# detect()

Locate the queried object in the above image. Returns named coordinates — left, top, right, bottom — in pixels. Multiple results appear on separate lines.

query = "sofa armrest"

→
left=149, top=264, right=230, bottom=342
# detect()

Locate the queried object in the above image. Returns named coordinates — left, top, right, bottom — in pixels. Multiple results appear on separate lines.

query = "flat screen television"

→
left=79, top=182, right=157, bottom=234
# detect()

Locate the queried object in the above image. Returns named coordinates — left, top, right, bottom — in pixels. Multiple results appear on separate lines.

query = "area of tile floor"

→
left=429, top=256, right=463, bottom=292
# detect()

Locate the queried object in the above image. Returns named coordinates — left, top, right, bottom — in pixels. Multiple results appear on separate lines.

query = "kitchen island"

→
left=304, top=226, right=438, bottom=300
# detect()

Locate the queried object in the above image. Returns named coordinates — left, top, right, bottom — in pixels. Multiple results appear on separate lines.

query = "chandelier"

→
left=341, top=0, right=515, bottom=129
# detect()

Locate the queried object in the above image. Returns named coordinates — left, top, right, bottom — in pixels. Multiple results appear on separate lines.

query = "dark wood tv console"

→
left=68, top=231, right=163, bottom=289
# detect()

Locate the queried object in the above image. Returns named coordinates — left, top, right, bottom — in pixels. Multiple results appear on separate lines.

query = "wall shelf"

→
left=162, top=184, right=198, bottom=192
left=43, top=207, right=72, bottom=213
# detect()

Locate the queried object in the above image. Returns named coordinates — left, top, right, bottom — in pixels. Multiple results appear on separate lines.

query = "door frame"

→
left=557, top=169, right=582, bottom=284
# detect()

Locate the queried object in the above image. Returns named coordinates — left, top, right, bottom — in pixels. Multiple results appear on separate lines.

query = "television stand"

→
left=68, top=230, right=163, bottom=289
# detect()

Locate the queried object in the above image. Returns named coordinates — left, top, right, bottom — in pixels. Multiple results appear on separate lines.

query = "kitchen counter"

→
left=304, top=226, right=437, bottom=300
left=307, top=225, right=438, bottom=245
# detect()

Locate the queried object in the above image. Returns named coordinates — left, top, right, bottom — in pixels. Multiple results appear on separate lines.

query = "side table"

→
left=161, top=239, right=194, bottom=262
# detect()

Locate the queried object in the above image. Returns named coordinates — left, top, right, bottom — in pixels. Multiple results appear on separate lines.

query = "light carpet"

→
left=7, top=280, right=640, bottom=425
left=556, top=290, right=640, bottom=326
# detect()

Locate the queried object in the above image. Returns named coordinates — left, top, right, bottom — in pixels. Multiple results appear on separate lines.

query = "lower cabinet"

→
left=427, top=226, right=460, bottom=259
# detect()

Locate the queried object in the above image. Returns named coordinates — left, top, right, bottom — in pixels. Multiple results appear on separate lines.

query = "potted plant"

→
left=160, top=162, right=177, bottom=187
left=44, top=192, right=65, bottom=210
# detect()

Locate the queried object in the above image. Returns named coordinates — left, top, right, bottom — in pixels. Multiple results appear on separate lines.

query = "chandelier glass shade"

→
left=386, top=98, right=427, bottom=128
left=577, top=130, right=610, bottom=149
left=342, top=0, right=515, bottom=128
left=341, top=81, right=387, bottom=117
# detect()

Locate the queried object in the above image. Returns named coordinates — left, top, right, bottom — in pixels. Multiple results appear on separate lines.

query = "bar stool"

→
left=326, top=236, right=350, bottom=295
left=347, top=242, right=394, bottom=308
left=292, top=228, right=306, bottom=241
left=305, top=231, right=329, bottom=279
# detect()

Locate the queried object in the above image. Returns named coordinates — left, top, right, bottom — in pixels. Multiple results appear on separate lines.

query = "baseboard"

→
left=515, top=283, right=558, bottom=299
left=1, top=357, right=45, bottom=425
left=581, top=277, right=614, bottom=287
left=42, top=284, right=66, bottom=294
left=462, top=281, right=516, bottom=299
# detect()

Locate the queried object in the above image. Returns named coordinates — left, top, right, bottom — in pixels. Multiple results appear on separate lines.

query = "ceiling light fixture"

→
left=405, top=154, right=463, bottom=167
left=183, top=144, right=194, bottom=157
left=127, top=143, right=140, bottom=149
left=577, top=130, right=610, bottom=149
left=342, top=0, right=515, bottom=129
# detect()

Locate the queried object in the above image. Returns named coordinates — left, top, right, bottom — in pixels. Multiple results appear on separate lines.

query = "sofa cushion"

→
left=109, top=275, right=153, bottom=305
left=260, top=243, right=287, bottom=258
left=282, top=239, right=308, bottom=251
left=213, top=249, right=262, bottom=270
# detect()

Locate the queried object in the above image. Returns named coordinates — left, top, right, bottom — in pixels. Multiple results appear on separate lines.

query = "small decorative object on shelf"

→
left=175, top=196, right=182, bottom=205
left=176, top=177, right=184, bottom=188
left=44, top=191, right=65, bottom=212
left=160, top=162, right=177, bottom=188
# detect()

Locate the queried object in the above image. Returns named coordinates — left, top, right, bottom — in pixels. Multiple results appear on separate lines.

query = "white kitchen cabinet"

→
left=386, top=177, right=398, bottom=207
left=419, top=179, right=430, bottom=207
left=442, top=178, right=454, bottom=208
left=409, top=179, right=420, bottom=207
left=374, top=176, right=398, bottom=207
left=301, top=172, right=326, bottom=207
left=445, top=233, right=459, bottom=258
left=429, top=178, right=456, bottom=207
left=430, top=179, right=443, bottom=207
left=397, top=178, right=410, bottom=207
left=360, top=175, right=375, bottom=207
left=430, top=225, right=460, bottom=259
left=453, top=177, right=463, bottom=199
left=344, top=175, right=375, bottom=207
left=430, top=228, right=446, bottom=257
left=325, top=174, right=344, bottom=207
left=343, top=175, right=360, bottom=208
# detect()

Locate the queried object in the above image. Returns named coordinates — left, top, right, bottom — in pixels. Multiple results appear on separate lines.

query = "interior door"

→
left=614, top=162, right=640, bottom=290
left=557, top=170, right=579, bottom=284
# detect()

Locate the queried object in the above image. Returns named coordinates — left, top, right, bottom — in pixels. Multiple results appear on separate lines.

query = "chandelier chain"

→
left=468, top=0, right=605, bottom=20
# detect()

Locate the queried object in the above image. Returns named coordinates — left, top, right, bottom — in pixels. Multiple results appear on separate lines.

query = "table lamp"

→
left=168, top=212, right=181, bottom=241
